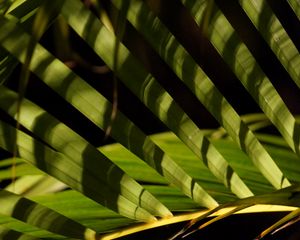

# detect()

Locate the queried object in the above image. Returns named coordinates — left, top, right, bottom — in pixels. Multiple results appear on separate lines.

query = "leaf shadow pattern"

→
left=0, top=9, right=172, bottom=220
left=61, top=0, right=222, bottom=208
left=0, top=225, right=40, bottom=240
left=30, top=110, right=122, bottom=215
left=107, top=0, right=253, bottom=199
left=1, top=0, right=300, bottom=238
left=265, top=0, right=300, bottom=52
left=0, top=86, right=168, bottom=221
left=0, top=188, right=92, bottom=239
left=211, top=2, right=300, bottom=160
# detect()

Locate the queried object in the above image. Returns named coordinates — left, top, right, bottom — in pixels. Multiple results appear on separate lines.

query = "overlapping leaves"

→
left=0, top=0, right=300, bottom=239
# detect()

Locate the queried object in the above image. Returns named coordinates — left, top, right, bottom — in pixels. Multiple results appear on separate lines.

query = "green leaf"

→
left=0, top=118, right=160, bottom=222
left=0, top=0, right=14, bottom=15
left=0, top=7, right=219, bottom=209
left=99, top=143, right=167, bottom=184
left=0, top=47, right=17, bottom=85
left=129, top=0, right=290, bottom=189
left=0, top=86, right=169, bottom=221
left=0, top=225, right=41, bottom=240
left=0, top=214, right=68, bottom=239
left=5, top=175, right=66, bottom=196
left=15, top=0, right=63, bottom=124
left=239, top=0, right=300, bottom=88
left=30, top=190, right=134, bottom=234
left=195, top=1, right=300, bottom=157
left=0, top=157, right=24, bottom=167
left=151, top=132, right=273, bottom=196
left=61, top=0, right=253, bottom=201
left=0, top=188, right=96, bottom=239
left=288, top=0, right=300, bottom=19
left=0, top=0, right=300, bottom=238
left=0, top=162, right=42, bottom=180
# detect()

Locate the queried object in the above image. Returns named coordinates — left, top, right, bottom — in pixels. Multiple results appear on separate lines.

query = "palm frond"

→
left=0, top=0, right=300, bottom=239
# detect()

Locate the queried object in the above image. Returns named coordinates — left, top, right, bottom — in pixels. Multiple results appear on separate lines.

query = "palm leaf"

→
left=0, top=86, right=171, bottom=221
left=0, top=0, right=300, bottom=239
left=289, top=0, right=300, bottom=18
left=61, top=0, right=252, bottom=199
left=0, top=225, right=41, bottom=240
left=111, top=0, right=290, bottom=189
left=188, top=0, right=300, bottom=155
left=0, top=8, right=221, bottom=209
left=0, top=47, right=17, bottom=85
left=0, top=188, right=96, bottom=239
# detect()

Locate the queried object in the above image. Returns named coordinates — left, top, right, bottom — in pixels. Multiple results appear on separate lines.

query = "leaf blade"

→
left=0, top=188, right=95, bottom=239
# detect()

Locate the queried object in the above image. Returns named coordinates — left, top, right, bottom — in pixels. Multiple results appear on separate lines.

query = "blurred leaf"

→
left=288, top=0, right=300, bottom=18
left=5, top=175, right=67, bottom=196
left=0, top=162, right=42, bottom=180
left=0, top=225, right=41, bottom=240
left=0, top=47, right=17, bottom=85
left=0, top=0, right=14, bottom=15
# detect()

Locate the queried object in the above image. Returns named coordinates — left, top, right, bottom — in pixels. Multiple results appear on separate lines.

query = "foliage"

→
left=0, top=0, right=300, bottom=239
